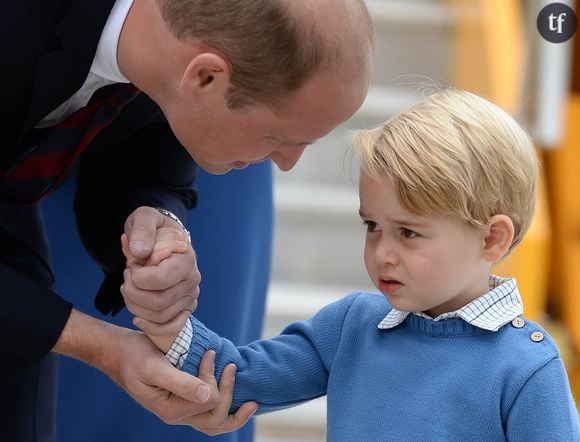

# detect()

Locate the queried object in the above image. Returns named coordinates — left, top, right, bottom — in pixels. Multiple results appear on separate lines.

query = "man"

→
left=45, top=163, right=274, bottom=442
left=0, top=0, right=372, bottom=440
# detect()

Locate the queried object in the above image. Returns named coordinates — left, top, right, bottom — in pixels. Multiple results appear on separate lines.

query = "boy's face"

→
left=359, top=173, right=491, bottom=318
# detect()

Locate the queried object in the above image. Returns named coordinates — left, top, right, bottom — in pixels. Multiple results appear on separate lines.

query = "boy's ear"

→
left=482, top=214, right=515, bottom=263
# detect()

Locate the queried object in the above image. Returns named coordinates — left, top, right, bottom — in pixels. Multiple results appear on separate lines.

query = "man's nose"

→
left=270, top=145, right=308, bottom=172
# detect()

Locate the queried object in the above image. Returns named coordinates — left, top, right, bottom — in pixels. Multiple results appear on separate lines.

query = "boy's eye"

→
left=401, top=228, right=418, bottom=239
left=362, top=220, right=378, bottom=232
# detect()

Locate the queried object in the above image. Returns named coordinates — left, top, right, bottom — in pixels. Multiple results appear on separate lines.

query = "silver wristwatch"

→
left=153, top=207, right=191, bottom=244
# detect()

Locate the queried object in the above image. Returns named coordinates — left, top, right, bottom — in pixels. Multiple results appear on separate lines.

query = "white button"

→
left=511, top=317, right=525, bottom=328
left=530, top=331, right=544, bottom=342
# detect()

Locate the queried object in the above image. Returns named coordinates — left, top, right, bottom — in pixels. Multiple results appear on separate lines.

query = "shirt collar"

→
left=378, top=275, right=523, bottom=332
left=90, top=0, right=134, bottom=83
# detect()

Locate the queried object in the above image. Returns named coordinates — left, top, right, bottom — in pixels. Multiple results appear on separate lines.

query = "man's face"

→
left=167, top=70, right=368, bottom=174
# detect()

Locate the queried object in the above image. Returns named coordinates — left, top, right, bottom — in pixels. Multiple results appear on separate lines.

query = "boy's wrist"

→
left=163, top=318, right=193, bottom=368
left=149, top=335, right=177, bottom=354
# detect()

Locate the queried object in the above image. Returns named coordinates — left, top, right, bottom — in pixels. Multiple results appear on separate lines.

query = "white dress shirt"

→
left=36, top=0, right=134, bottom=128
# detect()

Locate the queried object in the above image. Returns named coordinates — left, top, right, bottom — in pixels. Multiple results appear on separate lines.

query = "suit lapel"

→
left=20, top=0, right=117, bottom=141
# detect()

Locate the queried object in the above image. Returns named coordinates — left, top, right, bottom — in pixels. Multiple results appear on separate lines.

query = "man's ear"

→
left=482, top=214, right=515, bottom=263
left=180, top=52, right=231, bottom=97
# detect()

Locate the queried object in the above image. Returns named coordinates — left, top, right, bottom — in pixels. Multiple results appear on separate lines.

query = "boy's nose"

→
left=375, top=240, right=399, bottom=266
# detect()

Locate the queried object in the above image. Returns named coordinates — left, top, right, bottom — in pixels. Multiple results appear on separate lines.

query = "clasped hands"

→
left=118, top=206, right=257, bottom=434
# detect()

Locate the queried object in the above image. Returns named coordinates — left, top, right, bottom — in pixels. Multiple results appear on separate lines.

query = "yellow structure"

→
left=546, top=94, right=580, bottom=354
left=446, top=0, right=551, bottom=321
left=446, top=0, right=580, bottom=398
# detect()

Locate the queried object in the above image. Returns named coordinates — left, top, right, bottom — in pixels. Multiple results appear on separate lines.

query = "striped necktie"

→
left=0, top=83, right=140, bottom=203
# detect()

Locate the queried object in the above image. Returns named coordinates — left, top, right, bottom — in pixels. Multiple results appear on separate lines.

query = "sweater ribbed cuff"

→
left=181, top=316, right=218, bottom=377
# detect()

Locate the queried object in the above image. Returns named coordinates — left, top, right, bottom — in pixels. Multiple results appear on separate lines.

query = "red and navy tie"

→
left=0, top=83, right=140, bottom=203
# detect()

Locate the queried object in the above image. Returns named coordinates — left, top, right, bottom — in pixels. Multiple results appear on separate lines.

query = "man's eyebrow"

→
left=265, top=135, right=313, bottom=146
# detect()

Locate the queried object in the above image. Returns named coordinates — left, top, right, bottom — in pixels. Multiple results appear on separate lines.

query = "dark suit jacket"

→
left=0, top=0, right=197, bottom=371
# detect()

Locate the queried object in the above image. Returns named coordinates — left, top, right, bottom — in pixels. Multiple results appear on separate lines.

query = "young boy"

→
left=126, top=88, right=580, bottom=440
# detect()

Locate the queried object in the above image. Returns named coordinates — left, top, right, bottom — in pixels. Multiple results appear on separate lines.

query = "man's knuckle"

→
left=157, top=309, right=176, bottom=324
left=154, top=267, right=171, bottom=287
left=209, top=395, right=220, bottom=409
left=129, top=271, right=146, bottom=288
left=186, top=274, right=200, bottom=289
left=136, top=206, right=155, bottom=217
left=148, top=295, right=167, bottom=311
left=183, top=294, right=197, bottom=309
left=159, top=410, right=180, bottom=424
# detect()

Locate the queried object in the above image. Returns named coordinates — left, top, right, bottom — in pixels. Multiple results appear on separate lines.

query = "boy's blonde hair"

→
left=354, top=88, right=538, bottom=252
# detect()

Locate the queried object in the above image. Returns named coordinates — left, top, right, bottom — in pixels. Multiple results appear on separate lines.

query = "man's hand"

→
left=123, top=206, right=188, bottom=261
left=121, top=227, right=191, bottom=352
left=122, top=206, right=200, bottom=338
left=54, top=309, right=219, bottom=424
left=122, top=227, right=189, bottom=268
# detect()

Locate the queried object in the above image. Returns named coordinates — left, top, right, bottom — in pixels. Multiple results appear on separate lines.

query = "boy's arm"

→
left=182, top=293, right=359, bottom=415
left=121, top=228, right=356, bottom=420
left=505, top=357, right=580, bottom=441
left=120, top=228, right=258, bottom=434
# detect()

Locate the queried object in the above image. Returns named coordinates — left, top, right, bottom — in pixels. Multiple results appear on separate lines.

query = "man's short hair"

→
left=156, top=0, right=372, bottom=108
left=354, top=88, right=539, bottom=253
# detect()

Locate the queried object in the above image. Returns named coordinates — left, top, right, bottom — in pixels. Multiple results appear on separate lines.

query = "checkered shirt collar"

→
left=377, top=276, right=523, bottom=332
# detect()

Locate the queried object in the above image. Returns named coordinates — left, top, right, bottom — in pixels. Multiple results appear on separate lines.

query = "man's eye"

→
left=401, top=228, right=418, bottom=239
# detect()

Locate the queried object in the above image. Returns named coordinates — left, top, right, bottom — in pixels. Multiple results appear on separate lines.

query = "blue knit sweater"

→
left=182, top=293, right=580, bottom=441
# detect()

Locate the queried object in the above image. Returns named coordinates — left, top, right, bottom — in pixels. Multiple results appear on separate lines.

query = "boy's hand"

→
left=184, top=351, right=258, bottom=434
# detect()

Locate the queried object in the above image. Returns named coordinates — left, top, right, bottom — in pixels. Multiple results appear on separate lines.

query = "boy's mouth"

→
left=379, top=279, right=403, bottom=294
